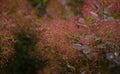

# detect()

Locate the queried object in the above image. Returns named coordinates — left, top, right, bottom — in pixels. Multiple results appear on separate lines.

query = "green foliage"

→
left=14, top=33, right=36, bottom=54
left=29, top=0, right=49, bottom=16
left=67, top=0, right=83, bottom=15
left=67, top=0, right=83, bottom=7
left=112, top=13, right=120, bottom=19
left=29, top=0, right=49, bottom=7
left=71, top=36, right=80, bottom=43
left=74, top=10, right=80, bottom=16
left=6, top=32, right=48, bottom=74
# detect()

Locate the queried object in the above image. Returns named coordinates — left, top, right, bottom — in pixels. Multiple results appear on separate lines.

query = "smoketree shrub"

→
left=0, top=17, right=15, bottom=73
left=0, top=0, right=48, bottom=74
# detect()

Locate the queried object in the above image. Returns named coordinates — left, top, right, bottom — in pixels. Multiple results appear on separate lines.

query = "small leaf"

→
left=80, top=71, right=86, bottom=74
left=67, top=64, right=75, bottom=71
left=73, top=44, right=84, bottom=52
left=114, top=52, right=119, bottom=56
left=106, top=53, right=114, bottom=60
left=90, top=11, right=99, bottom=18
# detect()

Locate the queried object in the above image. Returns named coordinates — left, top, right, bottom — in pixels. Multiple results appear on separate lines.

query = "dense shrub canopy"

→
left=0, top=0, right=120, bottom=74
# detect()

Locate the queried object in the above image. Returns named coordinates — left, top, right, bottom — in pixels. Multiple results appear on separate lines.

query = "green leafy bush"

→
left=6, top=33, right=47, bottom=74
